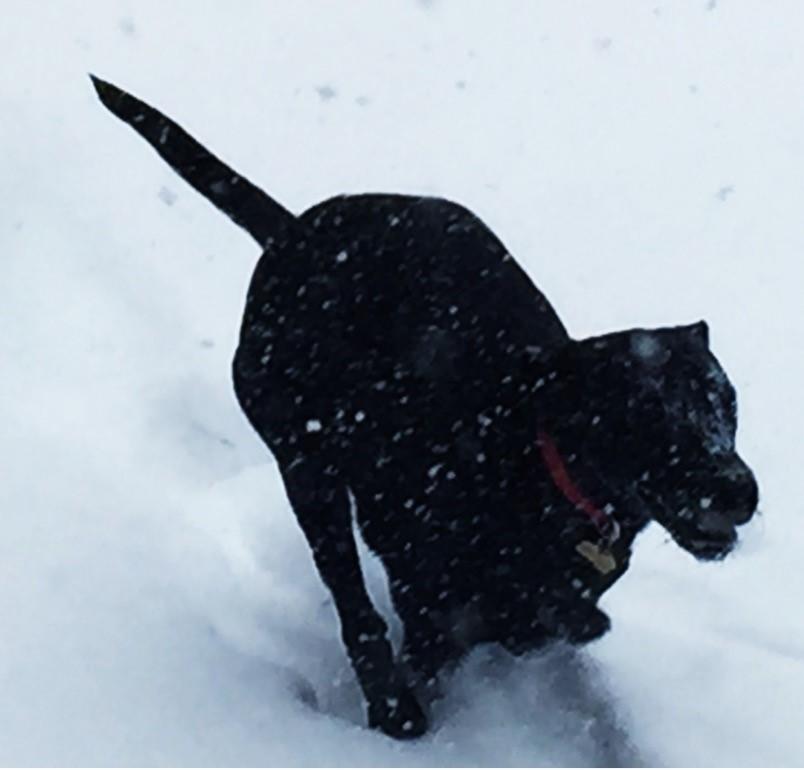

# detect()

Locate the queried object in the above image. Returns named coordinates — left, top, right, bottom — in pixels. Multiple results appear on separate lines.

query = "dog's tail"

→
left=90, top=75, right=298, bottom=247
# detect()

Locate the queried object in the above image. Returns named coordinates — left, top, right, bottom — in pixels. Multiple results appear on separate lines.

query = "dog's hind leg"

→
left=347, top=489, right=466, bottom=688
left=278, top=457, right=428, bottom=739
left=388, top=576, right=466, bottom=689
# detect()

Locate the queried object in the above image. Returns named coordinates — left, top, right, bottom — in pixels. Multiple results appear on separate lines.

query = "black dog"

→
left=92, top=77, right=759, bottom=739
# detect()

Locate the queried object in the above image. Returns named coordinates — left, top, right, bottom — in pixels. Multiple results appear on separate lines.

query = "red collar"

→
left=536, top=430, right=618, bottom=542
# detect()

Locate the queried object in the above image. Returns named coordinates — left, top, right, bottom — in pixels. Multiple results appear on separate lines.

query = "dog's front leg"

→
left=280, top=458, right=427, bottom=739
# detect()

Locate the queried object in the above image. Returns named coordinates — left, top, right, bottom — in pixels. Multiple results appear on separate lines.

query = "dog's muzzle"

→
left=643, top=454, right=759, bottom=561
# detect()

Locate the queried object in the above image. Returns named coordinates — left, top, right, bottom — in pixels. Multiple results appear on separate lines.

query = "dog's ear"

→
left=629, top=322, right=709, bottom=368
left=686, top=320, right=710, bottom=348
left=629, top=330, right=672, bottom=369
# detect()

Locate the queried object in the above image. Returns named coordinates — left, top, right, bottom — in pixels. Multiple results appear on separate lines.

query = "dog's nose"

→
left=714, top=467, right=758, bottom=526
left=732, top=472, right=758, bottom=525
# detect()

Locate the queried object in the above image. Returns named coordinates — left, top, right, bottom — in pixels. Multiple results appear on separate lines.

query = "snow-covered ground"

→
left=3, top=1, right=804, bottom=764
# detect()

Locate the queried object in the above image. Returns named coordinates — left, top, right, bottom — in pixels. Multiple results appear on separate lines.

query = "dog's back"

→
left=233, top=192, right=568, bottom=445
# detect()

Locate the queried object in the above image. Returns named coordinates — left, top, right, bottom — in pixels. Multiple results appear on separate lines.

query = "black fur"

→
left=92, top=76, right=758, bottom=739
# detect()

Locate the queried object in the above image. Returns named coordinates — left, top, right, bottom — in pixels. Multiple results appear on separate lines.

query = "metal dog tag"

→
left=576, top=540, right=617, bottom=575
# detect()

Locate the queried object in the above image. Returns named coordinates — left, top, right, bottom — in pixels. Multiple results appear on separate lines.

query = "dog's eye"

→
left=660, top=367, right=736, bottom=456
left=691, top=383, right=736, bottom=454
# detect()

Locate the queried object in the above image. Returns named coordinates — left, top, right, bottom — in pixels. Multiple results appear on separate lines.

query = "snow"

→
left=2, top=0, right=803, bottom=764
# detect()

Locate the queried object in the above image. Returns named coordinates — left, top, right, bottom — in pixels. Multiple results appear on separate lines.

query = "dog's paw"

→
left=563, top=606, right=611, bottom=644
left=367, top=685, right=428, bottom=740
left=535, top=599, right=611, bottom=645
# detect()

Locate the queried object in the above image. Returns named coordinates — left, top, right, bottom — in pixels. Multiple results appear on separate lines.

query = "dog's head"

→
left=541, top=321, right=758, bottom=560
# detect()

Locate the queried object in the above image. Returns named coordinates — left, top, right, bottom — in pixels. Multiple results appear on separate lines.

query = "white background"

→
left=2, top=1, right=802, bottom=764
